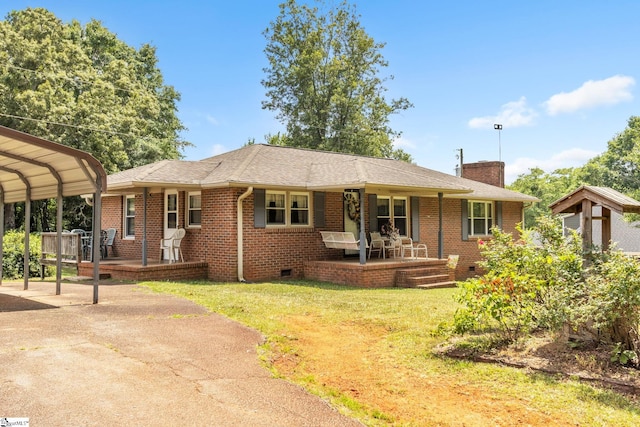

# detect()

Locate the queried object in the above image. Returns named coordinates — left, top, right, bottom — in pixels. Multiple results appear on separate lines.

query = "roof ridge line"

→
left=225, top=144, right=262, bottom=182
left=136, top=159, right=172, bottom=180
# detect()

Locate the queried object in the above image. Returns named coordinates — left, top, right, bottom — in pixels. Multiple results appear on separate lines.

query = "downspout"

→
left=237, top=187, right=253, bottom=282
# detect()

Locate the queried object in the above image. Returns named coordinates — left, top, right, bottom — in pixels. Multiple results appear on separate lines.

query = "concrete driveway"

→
left=0, top=280, right=362, bottom=426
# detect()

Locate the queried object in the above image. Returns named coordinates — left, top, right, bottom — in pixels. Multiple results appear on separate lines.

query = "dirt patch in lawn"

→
left=272, top=315, right=581, bottom=426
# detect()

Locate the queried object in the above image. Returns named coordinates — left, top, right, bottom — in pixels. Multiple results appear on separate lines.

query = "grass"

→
left=141, top=279, right=640, bottom=426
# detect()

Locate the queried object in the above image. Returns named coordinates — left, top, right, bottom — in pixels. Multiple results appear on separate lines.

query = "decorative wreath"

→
left=344, top=193, right=361, bottom=223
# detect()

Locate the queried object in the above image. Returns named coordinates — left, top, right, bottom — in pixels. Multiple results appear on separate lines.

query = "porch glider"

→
left=320, top=231, right=368, bottom=251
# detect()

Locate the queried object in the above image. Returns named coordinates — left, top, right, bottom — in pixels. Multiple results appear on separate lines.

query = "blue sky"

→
left=2, top=1, right=639, bottom=184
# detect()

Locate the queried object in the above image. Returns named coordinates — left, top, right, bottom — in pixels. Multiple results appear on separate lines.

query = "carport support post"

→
left=23, top=190, right=31, bottom=290
left=55, top=189, right=63, bottom=295
left=0, top=192, right=4, bottom=285
left=92, top=184, right=102, bottom=304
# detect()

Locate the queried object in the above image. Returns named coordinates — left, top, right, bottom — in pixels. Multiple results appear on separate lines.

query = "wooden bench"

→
left=320, top=231, right=368, bottom=251
left=40, top=232, right=83, bottom=279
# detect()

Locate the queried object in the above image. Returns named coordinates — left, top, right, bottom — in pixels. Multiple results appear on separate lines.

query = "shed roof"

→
left=106, top=144, right=539, bottom=202
left=0, top=125, right=107, bottom=203
left=549, top=185, right=640, bottom=215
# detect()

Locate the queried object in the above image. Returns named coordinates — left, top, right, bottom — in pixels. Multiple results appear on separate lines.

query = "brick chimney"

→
left=461, top=161, right=505, bottom=188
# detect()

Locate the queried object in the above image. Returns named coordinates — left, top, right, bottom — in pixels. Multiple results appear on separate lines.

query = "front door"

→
left=343, top=190, right=360, bottom=255
left=163, top=190, right=178, bottom=260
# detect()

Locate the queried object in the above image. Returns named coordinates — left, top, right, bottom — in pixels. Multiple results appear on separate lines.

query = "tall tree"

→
left=262, top=0, right=412, bottom=160
left=577, top=116, right=640, bottom=200
left=0, top=8, right=188, bottom=230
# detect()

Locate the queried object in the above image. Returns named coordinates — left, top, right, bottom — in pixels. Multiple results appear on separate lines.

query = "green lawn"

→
left=142, top=280, right=640, bottom=426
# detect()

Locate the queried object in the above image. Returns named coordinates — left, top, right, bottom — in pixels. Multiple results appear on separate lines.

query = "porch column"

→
left=359, top=188, right=366, bottom=265
left=438, top=192, right=444, bottom=259
left=142, top=187, right=148, bottom=266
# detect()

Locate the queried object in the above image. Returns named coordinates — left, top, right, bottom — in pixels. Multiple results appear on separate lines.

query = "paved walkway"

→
left=0, top=280, right=362, bottom=426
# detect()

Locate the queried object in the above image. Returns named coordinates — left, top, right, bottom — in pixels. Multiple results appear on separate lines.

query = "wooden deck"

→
left=77, top=258, right=208, bottom=281
left=303, top=257, right=456, bottom=289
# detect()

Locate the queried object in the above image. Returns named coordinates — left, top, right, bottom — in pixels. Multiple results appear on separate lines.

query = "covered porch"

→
left=74, top=255, right=455, bottom=288
left=77, top=258, right=208, bottom=282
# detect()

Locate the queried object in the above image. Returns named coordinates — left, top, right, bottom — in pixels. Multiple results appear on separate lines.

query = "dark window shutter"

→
left=495, top=201, right=503, bottom=229
left=314, top=192, right=325, bottom=228
left=368, top=194, right=377, bottom=232
left=461, top=199, right=469, bottom=241
left=254, top=189, right=266, bottom=228
left=411, top=196, right=420, bottom=240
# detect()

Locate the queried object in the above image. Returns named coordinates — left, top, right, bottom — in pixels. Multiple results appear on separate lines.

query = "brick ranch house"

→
left=98, top=144, right=538, bottom=284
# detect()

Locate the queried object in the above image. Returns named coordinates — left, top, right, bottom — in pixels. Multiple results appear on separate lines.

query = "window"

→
left=124, top=195, right=135, bottom=238
left=266, top=191, right=310, bottom=226
left=266, top=191, right=286, bottom=225
left=468, top=201, right=493, bottom=236
left=290, top=193, right=309, bottom=225
left=187, top=192, right=201, bottom=227
left=377, top=196, right=408, bottom=235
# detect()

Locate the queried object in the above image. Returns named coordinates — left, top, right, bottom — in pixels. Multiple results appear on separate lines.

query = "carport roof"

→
left=0, top=125, right=106, bottom=203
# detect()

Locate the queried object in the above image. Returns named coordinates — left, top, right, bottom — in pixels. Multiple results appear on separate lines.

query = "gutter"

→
left=237, top=186, right=253, bottom=282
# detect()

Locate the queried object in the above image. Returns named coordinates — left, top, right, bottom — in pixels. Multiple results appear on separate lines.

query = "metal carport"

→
left=0, top=125, right=107, bottom=303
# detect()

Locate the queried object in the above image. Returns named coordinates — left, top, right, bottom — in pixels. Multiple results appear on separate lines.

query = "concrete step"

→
left=416, top=281, right=457, bottom=289
left=406, top=274, right=450, bottom=286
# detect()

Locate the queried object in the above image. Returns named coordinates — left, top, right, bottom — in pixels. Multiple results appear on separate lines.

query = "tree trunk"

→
left=4, top=203, right=16, bottom=230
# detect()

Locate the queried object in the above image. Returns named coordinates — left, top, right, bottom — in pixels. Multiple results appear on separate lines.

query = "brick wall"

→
left=418, top=197, right=524, bottom=281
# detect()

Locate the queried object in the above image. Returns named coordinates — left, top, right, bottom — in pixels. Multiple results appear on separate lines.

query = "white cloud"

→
left=205, top=114, right=220, bottom=126
left=505, top=148, right=599, bottom=184
left=468, top=97, right=538, bottom=129
left=544, top=75, right=635, bottom=116
left=393, top=136, right=416, bottom=150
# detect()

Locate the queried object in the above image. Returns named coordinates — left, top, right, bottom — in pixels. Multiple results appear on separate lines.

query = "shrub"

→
left=580, top=249, right=640, bottom=363
left=454, top=216, right=583, bottom=344
left=2, top=230, right=44, bottom=279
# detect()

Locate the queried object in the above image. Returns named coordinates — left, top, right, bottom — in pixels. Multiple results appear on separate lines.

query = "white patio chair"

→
left=160, top=228, right=186, bottom=263
left=384, top=237, right=401, bottom=258
left=368, top=232, right=385, bottom=259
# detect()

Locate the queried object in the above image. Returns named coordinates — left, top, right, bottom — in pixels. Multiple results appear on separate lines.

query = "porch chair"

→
left=400, top=237, right=428, bottom=259
left=104, top=228, right=117, bottom=258
left=384, top=237, right=402, bottom=258
left=70, top=229, right=89, bottom=260
left=368, top=232, right=385, bottom=259
left=84, top=230, right=108, bottom=261
left=160, top=228, right=186, bottom=263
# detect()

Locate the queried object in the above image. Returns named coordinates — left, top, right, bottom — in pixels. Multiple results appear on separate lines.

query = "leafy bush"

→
left=454, top=216, right=583, bottom=343
left=454, top=215, right=640, bottom=366
left=580, top=249, right=640, bottom=363
left=2, top=230, right=44, bottom=279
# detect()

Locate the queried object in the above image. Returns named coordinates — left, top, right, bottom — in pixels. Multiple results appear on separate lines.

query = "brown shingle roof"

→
left=107, top=144, right=539, bottom=202
left=550, top=185, right=640, bottom=214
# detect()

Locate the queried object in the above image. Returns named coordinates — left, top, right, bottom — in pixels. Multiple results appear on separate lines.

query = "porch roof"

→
left=105, top=144, right=538, bottom=202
